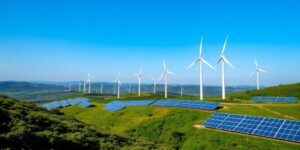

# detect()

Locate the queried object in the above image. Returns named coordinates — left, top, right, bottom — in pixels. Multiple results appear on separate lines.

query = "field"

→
left=60, top=92, right=300, bottom=150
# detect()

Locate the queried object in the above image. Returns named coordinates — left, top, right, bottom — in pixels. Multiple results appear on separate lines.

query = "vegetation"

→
left=0, top=95, right=158, bottom=149
left=1, top=82, right=300, bottom=149
left=228, top=82, right=300, bottom=100
left=61, top=102, right=300, bottom=150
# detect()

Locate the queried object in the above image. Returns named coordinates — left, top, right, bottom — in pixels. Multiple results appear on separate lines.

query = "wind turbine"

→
left=128, top=83, right=131, bottom=93
left=87, top=73, right=95, bottom=94
left=114, top=73, right=122, bottom=99
left=134, top=68, right=142, bottom=96
left=251, top=58, right=268, bottom=90
left=159, top=60, right=175, bottom=98
left=78, top=81, right=81, bottom=92
left=83, top=81, right=86, bottom=93
left=180, top=83, right=183, bottom=97
left=100, top=81, right=103, bottom=94
left=150, top=76, right=158, bottom=94
left=69, top=81, right=72, bottom=91
left=217, top=35, right=234, bottom=100
left=187, top=36, right=215, bottom=100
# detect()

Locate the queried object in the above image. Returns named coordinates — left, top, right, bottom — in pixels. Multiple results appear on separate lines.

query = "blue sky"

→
left=0, top=0, right=299, bottom=86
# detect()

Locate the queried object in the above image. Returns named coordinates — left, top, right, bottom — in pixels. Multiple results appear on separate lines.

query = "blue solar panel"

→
left=43, top=103, right=54, bottom=110
left=203, top=112, right=300, bottom=143
left=252, top=96, right=298, bottom=103
left=80, top=102, right=93, bottom=108
left=42, top=98, right=91, bottom=110
left=151, top=100, right=220, bottom=111
left=51, top=101, right=62, bottom=108
left=105, top=100, right=154, bottom=111
left=59, top=100, right=69, bottom=107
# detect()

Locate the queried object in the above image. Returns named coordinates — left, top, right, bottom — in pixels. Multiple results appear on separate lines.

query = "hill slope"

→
left=0, top=95, right=158, bottom=149
left=228, top=83, right=300, bottom=100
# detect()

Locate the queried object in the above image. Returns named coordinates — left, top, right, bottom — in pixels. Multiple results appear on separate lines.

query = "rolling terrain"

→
left=1, top=82, right=300, bottom=149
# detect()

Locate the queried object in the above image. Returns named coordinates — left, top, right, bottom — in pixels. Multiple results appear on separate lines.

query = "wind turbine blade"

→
left=202, top=58, right=216, bottom=70
left=255, top=58, right=258, bottom=68
left=199, top=36, right=203, bottom=57
left=187, top=58, right=200, bottom=70
left=166, top=70, right=176, bottom=76
left=163, top=59, right=166, bottom=68
left=159, top=73, right=164, bottom=80
left=223, top=56, right=234, bottom=69
left=250, top=71, right=256, bottom=77
left=259, top=68, right=269, bottom=73
left=139, top=67, right=143, bottom=75
left=221, top=35, right=228, bottom=55
left=217, top=57, right=222, bottom=64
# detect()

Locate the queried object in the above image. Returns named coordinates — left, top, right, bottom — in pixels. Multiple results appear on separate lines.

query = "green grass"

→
left=58, top=83, right=300, bottom=149
left=60, top=101, right=300, bottom=149
left=229, top=82, right=300, bottom=101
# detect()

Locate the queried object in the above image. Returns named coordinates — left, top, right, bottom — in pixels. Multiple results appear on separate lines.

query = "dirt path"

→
left=253, top=105, right=297, bottom=120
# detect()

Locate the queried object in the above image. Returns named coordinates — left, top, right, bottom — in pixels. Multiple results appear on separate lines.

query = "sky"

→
left=0, top=0, right=300, bottom=86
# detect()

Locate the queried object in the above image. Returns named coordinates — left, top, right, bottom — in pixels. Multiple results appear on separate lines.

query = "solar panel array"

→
left=42, top=97, right=91, bottom=110
left=203, top=112, right=300, bottom=143
left=252, top=96, right=298, bottom=103
left=105, top=100, right=154, bottom=112
left=151, top=100, right=220, bottom=111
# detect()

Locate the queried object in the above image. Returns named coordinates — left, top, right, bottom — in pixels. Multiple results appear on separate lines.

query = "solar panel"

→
left=203, top=112, right=300, bottom=143
left=67, top=99, right=80, bottom=105
left=59, top=100, right=69, bottom=107
left=151, top=100, right=220, bottom=111
left=51, top=101, right=62, bottom=108
left=80, top=102, right=93, bottom=108
left=251, top=96, right=298, bottom=103
left=43, top=103, right=54, bottom=110
left=105, top=100, right=154, bottom=111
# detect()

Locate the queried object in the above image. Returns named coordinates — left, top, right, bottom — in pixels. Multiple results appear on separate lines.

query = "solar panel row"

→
left=151, top=100, right=220, bottom=111
left=104, top=100, right=154, bottom=112
left=203, top=112, right=300, bottom=143
left=42, top=97, right=91, bottom=110
left=252, top=96, right=298, bottom=103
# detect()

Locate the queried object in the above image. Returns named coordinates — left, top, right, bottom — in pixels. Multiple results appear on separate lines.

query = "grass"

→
left=58, top=83, right=300, bottom=149
left=60, top=100, right=300, bottom=149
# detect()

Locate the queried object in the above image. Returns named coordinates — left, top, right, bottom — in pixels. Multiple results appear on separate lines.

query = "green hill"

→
left=228, top=83, right=300, bottom=100
left=0, top=95, right=158, bottom=149
left=60, top=102, right=300, bottom=150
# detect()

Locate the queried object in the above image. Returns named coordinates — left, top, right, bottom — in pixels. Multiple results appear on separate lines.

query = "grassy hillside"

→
left=0, top=95, right=159, bottom=149
left=60, top=102, right=300, bottom=150
left=228, top=83, right=300, bottom=100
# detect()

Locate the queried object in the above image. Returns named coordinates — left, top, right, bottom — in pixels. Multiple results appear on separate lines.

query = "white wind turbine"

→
left=128, top=83, right=131, bottom=93
left=100, top=81, right=103, bottom=94
left=134, top=68, right=142, bottom=96
left=114, top=73, right=122, bottom=99
left=251, top=58, right=268, bottom=90
left=150, top=76, right=158, bottom=94
left=87, top=73, right=95, bottom=94
left=187, top=36, right=215, bottom=100
left=180, top=83, right=183, bottom=97
left=83, top=81, right=86, bottom=93
left=69, top=81, right=72, bottom=91
left=78, top=81, right=81, bottom=92
left=217, top=35, right=234, bottom=100
left=159, top=60, right=176, bottom=98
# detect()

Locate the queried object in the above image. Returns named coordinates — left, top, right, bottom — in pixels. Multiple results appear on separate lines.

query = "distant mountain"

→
left=228, top=82, right=300, bottom=100
left=0, top=81, right=64, bottom=92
